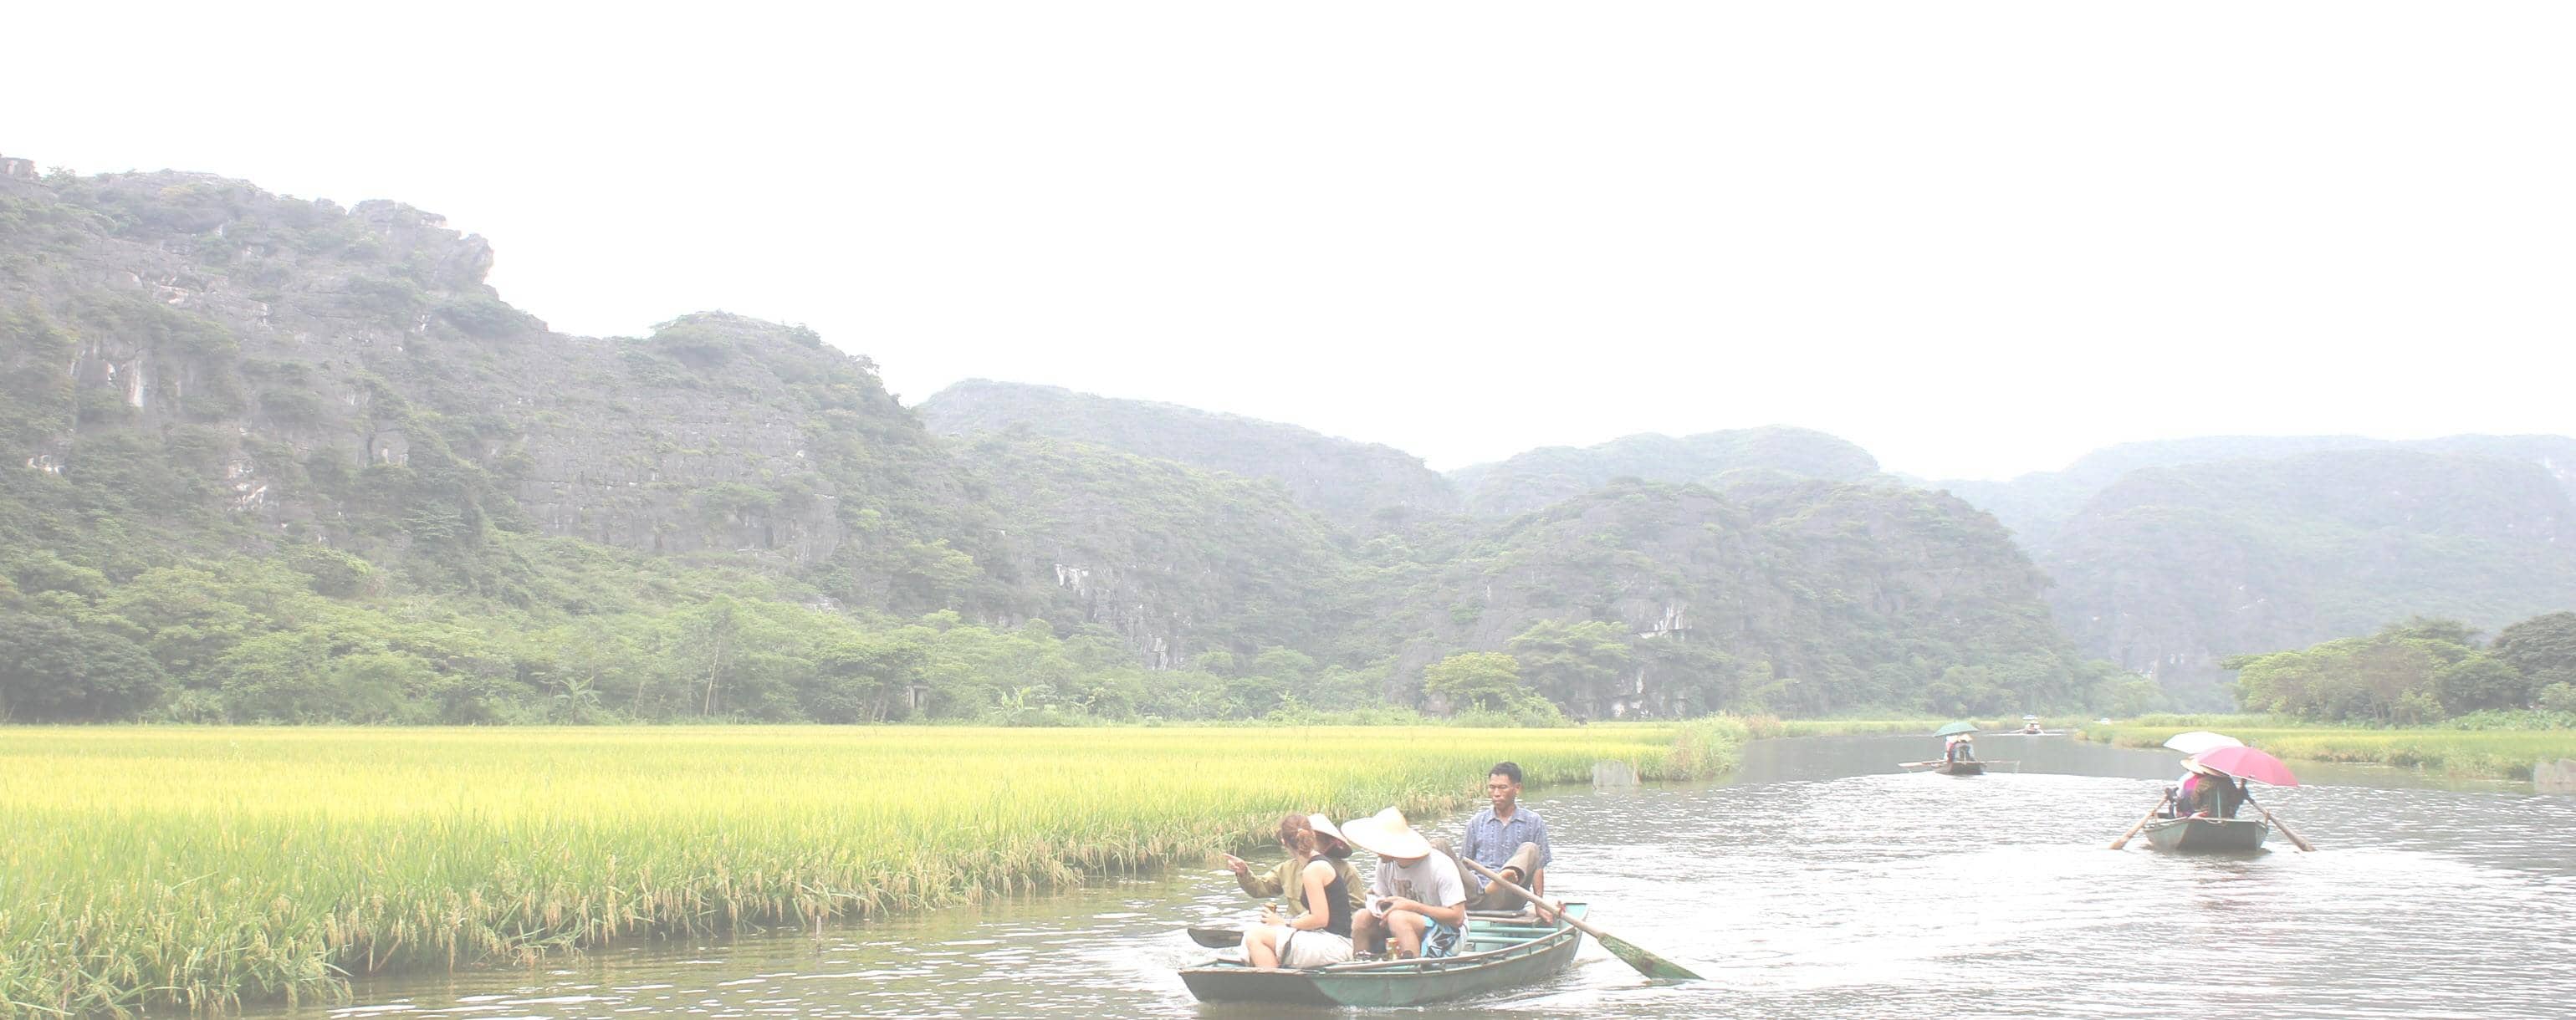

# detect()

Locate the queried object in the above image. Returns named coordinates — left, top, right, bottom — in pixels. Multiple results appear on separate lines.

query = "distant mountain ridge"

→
left=1447, top=426, right=1884, bottom=517
left=1960, top=442, right=2576, bottom=706
left=918, top=379, right=1461, bottom=532
left=1939, top=433, right=2576, bottom=552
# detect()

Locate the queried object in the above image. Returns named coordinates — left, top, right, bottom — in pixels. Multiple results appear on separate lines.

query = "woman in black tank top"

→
left=1242, top=814, right=1357, bottom=967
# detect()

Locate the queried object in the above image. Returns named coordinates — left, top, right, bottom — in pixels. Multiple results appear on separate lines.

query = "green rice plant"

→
left=0, top=722, right=1747, bottom=1016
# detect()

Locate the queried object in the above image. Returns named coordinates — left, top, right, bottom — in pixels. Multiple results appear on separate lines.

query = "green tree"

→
left=1507, top=620, right=1635, bottom=718
left=2493, top=612, right=2576, bottom=691
left=2432, top=653, right=2529, bottom=716
left=0, top=612, right=173, bottom=720
left=804, top=635, right=930, bottom=723
left=1423, top=651, right=1536, bottom=714
left=213, top=630, right=337, bottom=722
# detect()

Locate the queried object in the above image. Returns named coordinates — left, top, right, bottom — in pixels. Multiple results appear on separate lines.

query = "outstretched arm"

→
left=1233, top=857, right=1286, bottom=899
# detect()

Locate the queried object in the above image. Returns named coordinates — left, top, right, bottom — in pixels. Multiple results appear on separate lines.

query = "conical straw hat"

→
left=1341, top=806, right=1434, bottom=859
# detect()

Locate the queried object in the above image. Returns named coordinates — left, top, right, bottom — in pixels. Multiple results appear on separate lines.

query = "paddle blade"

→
left=1595, top=931, right=1704, bottom=982
left=1186, top=925, right=1242, bottom=948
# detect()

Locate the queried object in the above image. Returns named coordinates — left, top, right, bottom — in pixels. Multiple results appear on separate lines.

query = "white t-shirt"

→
left=1371, top=854, right=1466, bottom=910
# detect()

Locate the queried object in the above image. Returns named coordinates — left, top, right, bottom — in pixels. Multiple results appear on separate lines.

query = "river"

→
left=246, top=735, right=2576, bottom=1018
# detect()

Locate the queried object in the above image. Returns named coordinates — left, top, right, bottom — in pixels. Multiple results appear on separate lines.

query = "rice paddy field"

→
left=2081, top=716, right=2576, bottom=779
left=0, top=721, right=1745, bottom=1016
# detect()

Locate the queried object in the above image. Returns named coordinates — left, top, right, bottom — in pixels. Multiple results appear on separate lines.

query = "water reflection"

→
left=249, top=736, right=2576, bottom=1019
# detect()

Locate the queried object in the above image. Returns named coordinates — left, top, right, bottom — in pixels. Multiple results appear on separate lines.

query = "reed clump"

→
left=0, top=722, right=1743, bottom=1015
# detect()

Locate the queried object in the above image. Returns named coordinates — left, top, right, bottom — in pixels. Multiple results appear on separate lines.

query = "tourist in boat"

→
left=1225, top=813, right=1365, bottom=915
left=2175, top=768, right=2206, bottom=815
left=1454, top=761, right=1550, bottom=913
left=1944, top=735, right=1977, bottom=762
left=1343, top=807, right=1469, bottom=960
left=1239, top=813, right=1356, bottom=969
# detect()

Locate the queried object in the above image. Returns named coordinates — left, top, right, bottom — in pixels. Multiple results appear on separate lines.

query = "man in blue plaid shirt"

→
left=1457, top=761, right=1550, bottom=912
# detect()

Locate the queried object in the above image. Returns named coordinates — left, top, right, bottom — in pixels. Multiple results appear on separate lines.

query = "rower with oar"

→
left=1450, top=761, right=1550, bottom=914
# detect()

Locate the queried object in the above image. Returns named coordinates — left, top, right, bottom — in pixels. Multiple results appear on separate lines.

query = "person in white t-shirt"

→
left=1340, top=807, right=1469, bottom=959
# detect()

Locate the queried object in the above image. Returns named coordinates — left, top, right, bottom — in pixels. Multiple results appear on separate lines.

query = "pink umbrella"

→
left=2190, top=745, right=2300, bottom=787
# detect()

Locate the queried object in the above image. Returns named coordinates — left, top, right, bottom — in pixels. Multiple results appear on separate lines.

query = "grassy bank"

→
left=1748, top=717, right=1947, bottom=737
left=0, top=720, right=1748, bottom=1016
left=2079, top=715, right=2576, bottom=780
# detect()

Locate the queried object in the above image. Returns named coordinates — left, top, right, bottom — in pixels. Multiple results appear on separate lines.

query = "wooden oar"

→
left=2109, top=791, right=2172, bottom=850
left=1458, top=857, right=1701, bottom=982
left=2250, top=800, right=2317, bottom=852
left=1186, top=925, right=1242, bottom=948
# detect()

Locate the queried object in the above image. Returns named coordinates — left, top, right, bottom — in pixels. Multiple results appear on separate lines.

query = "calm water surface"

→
left=250, top=736, right=2576, bottom=1018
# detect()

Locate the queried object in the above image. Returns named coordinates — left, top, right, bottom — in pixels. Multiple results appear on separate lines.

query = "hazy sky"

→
left=14, top=3, right=2573, bottom=479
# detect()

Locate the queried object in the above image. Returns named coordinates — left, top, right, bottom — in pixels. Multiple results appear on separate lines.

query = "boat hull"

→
left=2143, top=816, right=2269, bottom=854
left=1935, top=761, right=1985, bottom=776
left=1180, top=904, right=1589, bottom=1007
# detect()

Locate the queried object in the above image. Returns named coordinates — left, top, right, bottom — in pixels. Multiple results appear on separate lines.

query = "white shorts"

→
left=1274, top=926, right=1354, bottom=969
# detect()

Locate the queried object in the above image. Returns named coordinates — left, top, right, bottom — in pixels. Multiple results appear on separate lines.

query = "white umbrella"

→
left=2163, top=731, right=2245, bottom=756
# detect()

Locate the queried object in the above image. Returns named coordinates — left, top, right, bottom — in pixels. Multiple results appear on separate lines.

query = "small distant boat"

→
left=1933, top=760, right=1986, bottom=776
left=2143, top=816, right=2270, bottom=854
left=1178, top=905, right=1588, bottom=1007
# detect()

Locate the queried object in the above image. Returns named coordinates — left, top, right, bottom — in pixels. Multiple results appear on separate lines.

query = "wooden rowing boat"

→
left=2142, top=816, right=2269, bottom=853
left=1178, top=904, right=1588, bottom=1007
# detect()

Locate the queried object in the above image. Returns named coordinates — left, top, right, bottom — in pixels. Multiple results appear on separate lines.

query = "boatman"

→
left=1456, top=761, right=1550, bottom=913
left=1342, top=807, right=1469, bottom=960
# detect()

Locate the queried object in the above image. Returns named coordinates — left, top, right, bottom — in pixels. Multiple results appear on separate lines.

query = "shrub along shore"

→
left=0, top=720, right=1750, bottom=1016
left=2080, top=714, right=2576, bottom=780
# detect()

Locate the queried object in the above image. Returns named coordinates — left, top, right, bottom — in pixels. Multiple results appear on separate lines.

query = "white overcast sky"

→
left=13, top=3, right=2573, bottom=479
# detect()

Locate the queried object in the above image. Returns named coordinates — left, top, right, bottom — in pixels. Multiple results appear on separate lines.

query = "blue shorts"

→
left=1420, top=918, right=1461, bottom=959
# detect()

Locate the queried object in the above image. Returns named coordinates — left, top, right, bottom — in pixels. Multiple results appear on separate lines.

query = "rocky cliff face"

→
left=0, top=166, right=883, bottom=571
left=942, top=432, right=1360, bottom=666
left=918, top=379, right=1462, bottom=532
left=1447, top=426, right=1885, bottom=518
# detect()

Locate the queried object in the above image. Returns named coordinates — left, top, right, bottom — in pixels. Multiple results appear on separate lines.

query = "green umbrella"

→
left=1933, top=721, right=1979, bottom=737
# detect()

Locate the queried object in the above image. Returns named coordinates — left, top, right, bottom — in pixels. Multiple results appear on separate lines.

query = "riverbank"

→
left=0, top=720, right=1749, bottom=1017
left=2079, top=715, right=2576, bottom=780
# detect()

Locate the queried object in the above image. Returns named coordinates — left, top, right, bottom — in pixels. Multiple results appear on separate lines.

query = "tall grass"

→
left=0, top=722, right=1745, bottom=1016
left=1749, top=717, right=1950, bottom=737
left=2081, top=717, right=2576, bottom=779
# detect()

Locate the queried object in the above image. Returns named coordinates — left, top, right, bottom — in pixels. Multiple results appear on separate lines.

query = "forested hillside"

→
left=1383, top=479, right=2126, bottom=718
left=0, top=158, right=2113, bottom=723
left=1447, top=426, right=1883, bottom=517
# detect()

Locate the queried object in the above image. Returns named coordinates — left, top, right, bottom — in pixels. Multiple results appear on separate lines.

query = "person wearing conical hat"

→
left=1342, top=807, right=1469, bottom=961
left=1224, top=813, right=1366, bottom=915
